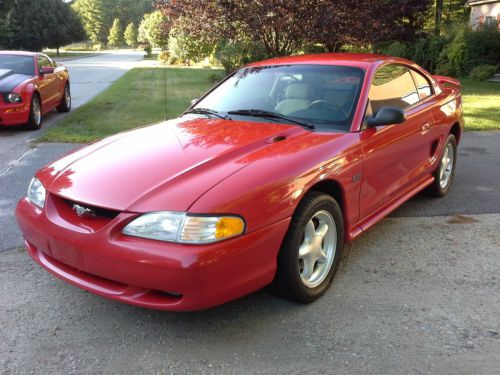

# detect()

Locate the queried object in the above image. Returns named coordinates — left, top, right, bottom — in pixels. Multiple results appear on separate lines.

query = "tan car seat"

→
left=275, top=84, right=311, bottom=115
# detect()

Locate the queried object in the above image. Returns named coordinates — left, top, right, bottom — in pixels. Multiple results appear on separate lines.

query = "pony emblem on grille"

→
left=73, top=204, right=94, bottom=217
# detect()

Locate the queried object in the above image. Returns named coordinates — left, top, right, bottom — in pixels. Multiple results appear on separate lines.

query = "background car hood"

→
left=0, top=71, right=32, bottom=93
left=41, top=117, right=309, bottom=212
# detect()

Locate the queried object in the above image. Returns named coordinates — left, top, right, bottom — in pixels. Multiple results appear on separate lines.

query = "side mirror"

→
left=39, top=67, right=55, bottom=75
left=365, top=106, right=406, bottom=127
left=190, top=98, right=199, bottom=107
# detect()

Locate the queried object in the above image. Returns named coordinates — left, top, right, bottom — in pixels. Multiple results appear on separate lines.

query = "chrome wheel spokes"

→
left=298, top=210, right=337, bottom=288
left=32, top=99, right=41, bottom=125
left=439, top=143, right=454, bottom=188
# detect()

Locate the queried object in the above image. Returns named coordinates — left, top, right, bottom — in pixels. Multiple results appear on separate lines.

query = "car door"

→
left=36, top=55, right=58, bottom=110
left=358, top=64, right=435, bottom=220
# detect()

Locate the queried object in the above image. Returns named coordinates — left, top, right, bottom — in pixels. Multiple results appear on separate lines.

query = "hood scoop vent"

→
left=271, top=135, right=287, bottom=143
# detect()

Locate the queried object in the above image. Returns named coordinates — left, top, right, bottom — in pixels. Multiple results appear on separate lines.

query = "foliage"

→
left=73, top=0, right=152, bottom=45
left=158, top=50, right=170, bottom=62
left=144, top=45, right=152, bottom=57
left=168, top=26, right=214, bottom=65
left=437, top=25, right=500, bottom=77
left=138, top=11, right=169, bottom=49
left=107, top=19, right=123, bottom=48
left=4, top=0, right=84, bottom=52
left=124, top=23, right=138, bottom=48
left=469, top=65, right=497, bottom=81
left=214, top=40, right=267, bottom=74
left=156, top=0, right=432, bottom=57
left=72, top=0, right=106, bottom=45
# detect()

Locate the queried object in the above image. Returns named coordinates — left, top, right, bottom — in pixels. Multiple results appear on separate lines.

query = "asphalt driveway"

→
left=0, top=130, right=499, bottom=374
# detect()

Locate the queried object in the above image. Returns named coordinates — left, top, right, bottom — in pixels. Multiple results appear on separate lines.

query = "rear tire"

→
left=272, top=192, right=344, bottom=303
left=426, top=134, right=457, bottom=197
left=56, top=84, right=71, bottom=113
left=26, top=94, right=42, bottom=130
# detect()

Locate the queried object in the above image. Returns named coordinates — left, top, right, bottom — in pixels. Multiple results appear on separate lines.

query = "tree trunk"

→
left=434, top=0, right=444, bottom=36
left=56, top=47, right=60, bottom=56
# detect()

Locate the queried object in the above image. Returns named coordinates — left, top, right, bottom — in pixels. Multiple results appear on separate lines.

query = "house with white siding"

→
left=467, top=0, right=500, bottom=29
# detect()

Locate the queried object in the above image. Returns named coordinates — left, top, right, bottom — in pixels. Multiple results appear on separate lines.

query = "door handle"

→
left=421, top=123, right=431, bottom=135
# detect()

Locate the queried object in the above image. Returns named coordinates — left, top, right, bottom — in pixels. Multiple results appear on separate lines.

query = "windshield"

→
left=194, top=64, right=365, bottom=131
left=0, top=55, right=35, bottom=75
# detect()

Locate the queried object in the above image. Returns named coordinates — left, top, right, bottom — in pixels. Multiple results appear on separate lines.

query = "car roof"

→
left=246, top=53, right=414, bottom=70
left=0, top=51, right=38, bottom=57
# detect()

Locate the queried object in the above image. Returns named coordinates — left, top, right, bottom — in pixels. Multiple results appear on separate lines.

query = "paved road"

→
left=0, top=51, right=144, bottom=171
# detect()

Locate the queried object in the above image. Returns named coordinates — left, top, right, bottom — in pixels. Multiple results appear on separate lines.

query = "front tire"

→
left=427, top=134, right=457, bottom=197
left=26, top=94, right=42, bottom=130
left=272, top=192, right=344, bottom=303
left=56, top=84, right=71, bottom=113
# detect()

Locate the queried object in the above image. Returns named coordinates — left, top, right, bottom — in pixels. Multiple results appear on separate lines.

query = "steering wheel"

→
left=307, top=100, right=348, bottom=118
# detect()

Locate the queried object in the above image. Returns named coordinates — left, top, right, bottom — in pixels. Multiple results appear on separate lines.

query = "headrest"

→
left=286, top=84, right=310, bottom=99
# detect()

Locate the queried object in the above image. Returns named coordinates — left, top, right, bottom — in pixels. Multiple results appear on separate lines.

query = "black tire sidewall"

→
left=27, top=95, right=41, bottom=130
left=57, top=84, right=71, bottom=113
left=274, top=192, right=344, bottom=303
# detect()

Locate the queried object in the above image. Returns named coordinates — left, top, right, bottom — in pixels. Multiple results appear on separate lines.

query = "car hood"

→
left=0, top=70, right=32, bottom=93
left=39, top=117, right=311, bottom=212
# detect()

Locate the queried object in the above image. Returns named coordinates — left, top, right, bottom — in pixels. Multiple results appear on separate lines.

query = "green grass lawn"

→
left=460, top=78, right=500, bottom=131
left=45, top=52, right=95, bottom=59
left=40, top=67, right=221, bottom=143
left=39, top=68, right=499, bottom=143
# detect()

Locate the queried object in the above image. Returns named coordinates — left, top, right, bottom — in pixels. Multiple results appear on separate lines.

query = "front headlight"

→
left=28, top=178, right=46, bottom=208
left=122, top=212, right=245, bottom=244
left=7, top=93, right=22, bottom=104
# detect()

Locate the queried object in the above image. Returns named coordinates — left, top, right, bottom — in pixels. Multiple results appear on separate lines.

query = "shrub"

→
left=214, top=40, right=268, bottom=74
left=380, top=41, right=410, bottom=59
left=144, top=45, right=152, bottom=56
left=158, top=50, right=170, bottom=62
left=469, top=64, right=497, bottom=81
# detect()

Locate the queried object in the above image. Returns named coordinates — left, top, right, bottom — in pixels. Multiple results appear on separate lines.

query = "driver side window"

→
left=368, top=64, right=419, bottom=116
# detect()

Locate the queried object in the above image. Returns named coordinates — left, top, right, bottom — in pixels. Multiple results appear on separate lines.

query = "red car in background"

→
left=16, top=54, right=464, bottom=311
left=0, top=51, right=71, bottom=129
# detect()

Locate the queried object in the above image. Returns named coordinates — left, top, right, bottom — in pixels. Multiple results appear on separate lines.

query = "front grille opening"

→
left=62, top=198, right=121, bottom=220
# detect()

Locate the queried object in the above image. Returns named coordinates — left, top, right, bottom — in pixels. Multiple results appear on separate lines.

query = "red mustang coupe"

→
left=16, top=54, right=463, bottom=311
left=0, top=51, right=71, bottom=129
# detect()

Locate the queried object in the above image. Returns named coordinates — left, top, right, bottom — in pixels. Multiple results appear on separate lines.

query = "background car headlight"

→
left=7, top=93, right=22, bottom=104
left=123, top=212, right=245, bottom=244
left=28, top=178, right=46, bottom=208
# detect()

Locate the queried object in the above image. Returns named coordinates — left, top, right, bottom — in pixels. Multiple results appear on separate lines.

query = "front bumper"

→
left=16, top=196, right=290, bottom=311
left=0, top=102, right=30, bottom=126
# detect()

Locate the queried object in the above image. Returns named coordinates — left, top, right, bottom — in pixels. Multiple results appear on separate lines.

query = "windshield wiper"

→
left=227, top=109, right=315, bottom=130
left=185, top=107, right=228, bottom=120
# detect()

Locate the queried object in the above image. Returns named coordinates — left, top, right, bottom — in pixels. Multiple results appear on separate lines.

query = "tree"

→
left=124, top=23, right=138, bottom=48
left=72, top=0, right=106, bottom=45
left=156, top=0, right=433, bottom=57
left=168, top=25, right=214, bottom=65
left=138, top=11, right=169, bottom=49
left=46, top=0, right=86, bottom=55
left=6, top=0, right=84, bottom=52
left=107, top=18, right=123, bottom=48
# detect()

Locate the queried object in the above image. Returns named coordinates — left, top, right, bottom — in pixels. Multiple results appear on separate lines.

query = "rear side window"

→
left=38, top=55, right=52, bottom=69
left=411, top=70, right=433, bottom=100
left=369, top=64, right=419, bottom=113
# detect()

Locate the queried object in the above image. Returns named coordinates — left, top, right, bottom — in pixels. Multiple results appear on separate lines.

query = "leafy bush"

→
left=214, top=40, right=268, bottom=74
left=158, top=50, right=170, bottom=62
left=144, top=45, right=152, bottom=56
left=380, top=41, right=410, bottom=59
left=169, top=27, right=214, bottom=66
left=469, top=65, right=497, bottom=81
